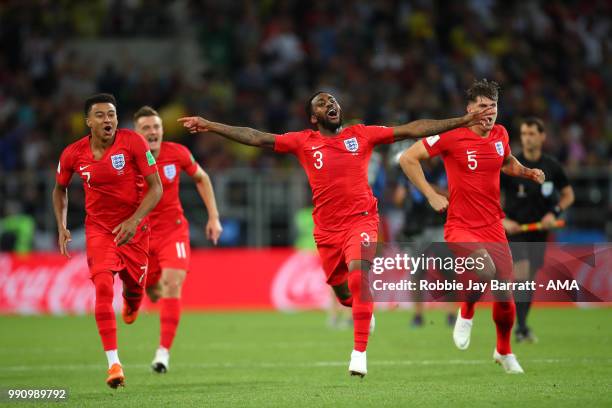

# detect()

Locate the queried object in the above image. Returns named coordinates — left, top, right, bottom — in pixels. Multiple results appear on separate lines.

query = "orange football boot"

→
left=122, top=303, right=138, bottom=324
left=106, top=363, right=125, bottom=388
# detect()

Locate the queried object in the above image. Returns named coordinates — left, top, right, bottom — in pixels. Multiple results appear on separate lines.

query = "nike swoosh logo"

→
left=466, top=150, right=476, bottom=154
left=79, top=165, right=90, bottom=170
left=311, top=145, right=323, bottom=150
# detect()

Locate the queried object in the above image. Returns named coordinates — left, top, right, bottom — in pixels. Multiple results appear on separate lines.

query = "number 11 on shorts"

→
left=175, top=242, right=187, bottom=259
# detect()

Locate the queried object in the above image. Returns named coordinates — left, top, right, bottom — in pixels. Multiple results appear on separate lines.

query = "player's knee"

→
left=513, top=259, right=530, bottom=281
left=348, top=260, right=370, bottom=272
left=161, top=269, right=185, bottom=297
left=473, top=251, right=496, bottom=280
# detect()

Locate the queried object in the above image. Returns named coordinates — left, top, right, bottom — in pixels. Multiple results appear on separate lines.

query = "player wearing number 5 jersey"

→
left=133, top=106, right=223, bottom=374
left=400, top=80, right=545, bottom=374
left=53, top=94, right=163, bottom=388
left=178, top=91, right=494, bottom=377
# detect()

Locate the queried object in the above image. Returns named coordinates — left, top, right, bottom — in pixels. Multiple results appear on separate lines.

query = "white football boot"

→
left=493, top=349, right=525, bottom=374
left=348, top=350, right=367, bottom=377
left=151, top=347, right=170, bottom=373
left=453, top=309, right=473, bottom=350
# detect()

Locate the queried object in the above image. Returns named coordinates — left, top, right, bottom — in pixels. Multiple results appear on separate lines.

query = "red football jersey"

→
left=274, top=124, right=394, bottom=231
left=147, top=142, right=198, bottom=230
left=423, top=124, right=511, bottom=229
left=56, top=128, right=158, bottom=233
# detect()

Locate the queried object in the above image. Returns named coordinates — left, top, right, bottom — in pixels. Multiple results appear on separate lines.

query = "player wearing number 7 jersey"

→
left=399, top=79, right=545, bottom=374
left=53, top=94, right=163, bottom=388
left=178, top=91, right=493, bottom=377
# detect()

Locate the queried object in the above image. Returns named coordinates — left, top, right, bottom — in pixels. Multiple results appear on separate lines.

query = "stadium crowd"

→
left=0, top=0, right=610, bottom=240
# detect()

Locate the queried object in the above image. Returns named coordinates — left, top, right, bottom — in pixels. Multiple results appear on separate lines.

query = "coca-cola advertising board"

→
left=0, top=250, right=331, bottom=314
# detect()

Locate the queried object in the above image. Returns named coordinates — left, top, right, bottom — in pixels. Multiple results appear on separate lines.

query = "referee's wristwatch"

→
left=552, top=205, right=563, bottom=217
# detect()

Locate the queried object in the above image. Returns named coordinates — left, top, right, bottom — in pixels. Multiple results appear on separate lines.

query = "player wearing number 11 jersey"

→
left=178, top=91, right=493, bottom=377
left=400, top=80, right=545, bottom=374
left=134, top=106, right=223, bottom=374
left=53, top=94, right=163, bottom=388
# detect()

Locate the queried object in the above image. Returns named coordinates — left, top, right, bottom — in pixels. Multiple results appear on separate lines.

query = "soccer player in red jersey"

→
left=52, top=94, right=163, bottom=388
left=399, top=80, right=545, bottom=373
left=178, top=92, right=493, bottom=377
left=133, top=106, right=223, bottom=373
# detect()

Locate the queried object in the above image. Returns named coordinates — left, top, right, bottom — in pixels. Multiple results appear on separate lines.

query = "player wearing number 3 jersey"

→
left=178, top=91, right=494, bottom=377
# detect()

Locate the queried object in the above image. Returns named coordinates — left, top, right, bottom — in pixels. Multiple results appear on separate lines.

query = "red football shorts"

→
left=314, top=214, right=379, bottom=287
left=86, top=223, right=150, bottom=289
left=444, top=221, right=513, bottom=280
left=146, top=220, right=191, bottom=288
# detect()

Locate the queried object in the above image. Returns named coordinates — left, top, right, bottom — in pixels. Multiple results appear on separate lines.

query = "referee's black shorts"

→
left=508, top=231, right=548, bottom=272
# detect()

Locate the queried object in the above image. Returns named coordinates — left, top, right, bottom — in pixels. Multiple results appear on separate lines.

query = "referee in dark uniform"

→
left=501, top=117, right=575, bottom=343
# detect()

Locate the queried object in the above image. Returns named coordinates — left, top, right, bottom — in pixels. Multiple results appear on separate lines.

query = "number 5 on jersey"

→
left=466, top=150, right=477, bottom=170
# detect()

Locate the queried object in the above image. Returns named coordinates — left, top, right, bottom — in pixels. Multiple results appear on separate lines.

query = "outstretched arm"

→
left=191, top=165, right=223, bottom=245
left=392, top=107, right=495, bottom=141
left=52, top=183, right=72, bottom=258
left=178, top=116, right=276, bottom=149
left=398, top=142, right=449, bottom=212
left=502, top=154, right=545, bottom=184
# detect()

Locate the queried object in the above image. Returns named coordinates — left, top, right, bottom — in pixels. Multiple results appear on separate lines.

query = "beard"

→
left=317, top=113, right=343, bottom=133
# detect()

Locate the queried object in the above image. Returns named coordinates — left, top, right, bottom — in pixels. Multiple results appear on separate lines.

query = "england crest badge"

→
left=494, top=141, right=504, bottom=156
left=344, top=137, right=359, bottom=152
left=163, top=164, right=177, bottom=180
left=110, top=153, right=125, bottom=170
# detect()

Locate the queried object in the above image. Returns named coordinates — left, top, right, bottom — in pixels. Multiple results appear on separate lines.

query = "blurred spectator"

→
left=0, top=0, right=610, bottom=245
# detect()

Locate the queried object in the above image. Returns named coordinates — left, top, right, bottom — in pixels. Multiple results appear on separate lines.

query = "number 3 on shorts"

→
left=360, top=232, right=370, bottom=247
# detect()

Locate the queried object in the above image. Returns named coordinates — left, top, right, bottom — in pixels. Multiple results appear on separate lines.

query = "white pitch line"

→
left=1, top=358, right=610, bottom=372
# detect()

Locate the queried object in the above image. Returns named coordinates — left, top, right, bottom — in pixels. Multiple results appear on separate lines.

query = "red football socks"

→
left=460, top=301, right=476, bottom=319
left=493, top=301, right=515, bottom=355
left=93, top=273, right=117, bottom=351
left=160, top=298, right=181, bottom=349
left=348, top=270, right=373, bottom=352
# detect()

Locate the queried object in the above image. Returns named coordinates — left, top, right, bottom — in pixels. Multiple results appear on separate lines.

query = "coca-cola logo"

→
left=271, top=251, right=330, bottom=310
left=0, top=253, right=122, bottom=315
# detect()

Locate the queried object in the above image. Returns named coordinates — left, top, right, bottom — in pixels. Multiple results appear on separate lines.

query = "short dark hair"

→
left=133, top=105, right=160, bottom=122
left=466, top=79, right=500, bottom=103
left=521, top=116, right=545, bottom=133
left=84, top=93, right=117, bottom=116
left=305, top=91, right=325, bottom=118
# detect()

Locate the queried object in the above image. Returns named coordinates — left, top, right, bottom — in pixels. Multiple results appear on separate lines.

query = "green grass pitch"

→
left=0, top=307, right=610, bottom=407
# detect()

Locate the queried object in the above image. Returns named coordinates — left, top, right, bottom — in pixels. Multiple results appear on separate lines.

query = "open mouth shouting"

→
left=327, top=107, right=339, bottom=121
left=103, top=125, right=114, bottom=136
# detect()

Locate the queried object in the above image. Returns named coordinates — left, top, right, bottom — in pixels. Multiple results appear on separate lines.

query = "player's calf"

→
left=146, top=282, right=162, bottom=303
